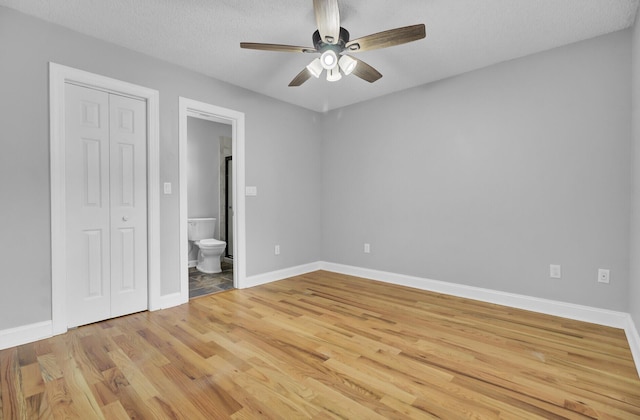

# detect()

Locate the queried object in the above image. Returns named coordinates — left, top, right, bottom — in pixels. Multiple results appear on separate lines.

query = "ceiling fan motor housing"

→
left=313, top=27, right=350, bottom=54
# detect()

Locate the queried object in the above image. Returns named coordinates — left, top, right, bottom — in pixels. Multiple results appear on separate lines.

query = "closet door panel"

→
left=65, top=83, right=111, bottom=328
left=109, top=93, right=148, bottom=317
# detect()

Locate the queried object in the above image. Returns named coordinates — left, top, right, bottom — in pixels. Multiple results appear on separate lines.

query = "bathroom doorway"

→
left=186, top=117, right=233, bottom=298
left=178, top=98, right=246, bottom=302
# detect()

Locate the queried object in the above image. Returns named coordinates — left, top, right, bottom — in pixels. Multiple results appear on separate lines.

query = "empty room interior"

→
left=2, top=0, right=640, bottom=417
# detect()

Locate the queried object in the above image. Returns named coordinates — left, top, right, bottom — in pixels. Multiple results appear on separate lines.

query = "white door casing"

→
left=228, top=158, right=234, bottom=257
left=50, top=63, right=161, bottom=335
left=178, top=97, right=246, bottom=297
left=64, top=84, right=148, bottom=328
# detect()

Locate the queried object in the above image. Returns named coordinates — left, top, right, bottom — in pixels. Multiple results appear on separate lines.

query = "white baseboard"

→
left=319, top=261, right=640, bottom=377
left=0, top=320, right=53, bottom=350
left=152, top=292, right=188, bottom=311
left=624, top=315, right=640, bottom=375
left=242, top=261, right=322, bottom=288
left=3, top=261, right=639, bottom=378
left=319, top=262, right=629, bottom=328
left=3, top=293, right=187, bottom=349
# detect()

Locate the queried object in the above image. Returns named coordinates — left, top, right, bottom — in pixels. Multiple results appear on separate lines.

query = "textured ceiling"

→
left=1, top=0, right=638, bottom=112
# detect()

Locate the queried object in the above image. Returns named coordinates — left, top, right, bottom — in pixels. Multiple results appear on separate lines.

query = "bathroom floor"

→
left=189, top=260, right=234, bottom=298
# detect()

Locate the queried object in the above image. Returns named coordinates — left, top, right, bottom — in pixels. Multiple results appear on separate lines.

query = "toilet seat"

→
left=198, top=238, right=225, bottom=247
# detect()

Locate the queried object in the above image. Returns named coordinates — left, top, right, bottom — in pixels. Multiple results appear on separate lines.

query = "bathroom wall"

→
left=322, top=30, right=632, bottom=311
left=187, top=117, right=229, bottom=221
left=0, top=6, right=323, bottom=331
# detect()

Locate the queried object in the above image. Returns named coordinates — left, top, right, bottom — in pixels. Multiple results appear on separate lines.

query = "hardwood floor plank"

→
left=20, top=362, right=44, bottom=398
left=0, top=348, right=24, bottom=419
left=37, top=353, right=64, bottom=383
left=43, top=377, right=82, bottom=419
left=101, top=401, right=130, bottom=420
left=137, top=364, right=208, bottom=419
left=145, top=395, right=182, bottom=420
left=17, top=344, right=37, bottom=367
left=2, top=271, right=640, bottom=418
left=107, top=347, right=160, bottom=401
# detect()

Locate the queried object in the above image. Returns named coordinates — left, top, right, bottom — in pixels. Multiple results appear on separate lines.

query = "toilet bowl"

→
left=188, top=218, right=227, bottom=274
left=195, top=238, right=226, bottom=274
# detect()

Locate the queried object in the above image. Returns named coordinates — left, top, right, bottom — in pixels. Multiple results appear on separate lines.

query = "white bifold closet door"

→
left=65, top=83, right=148, bottom=328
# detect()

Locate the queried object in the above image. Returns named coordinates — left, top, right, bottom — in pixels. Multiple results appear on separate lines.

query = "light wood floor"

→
left=2, top=271, right=640, bottom=419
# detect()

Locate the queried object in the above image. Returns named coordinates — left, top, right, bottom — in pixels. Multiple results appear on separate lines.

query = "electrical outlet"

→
left=549, top=264, right=561, bottom=279
left=364, top=243, right=371, bottom=253
left=274, top=245, right=280, bottom=255
left=598, top=269, right=610, bottom=284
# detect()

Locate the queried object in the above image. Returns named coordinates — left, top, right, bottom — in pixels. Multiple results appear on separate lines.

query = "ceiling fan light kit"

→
left=240, top=0, right=426, bottom=87
left=320, top=50, right=338, bottom=69
left=327, top=67, right=342, bottom=82
left=306, top=58, right=324, bottom=78
left=338, top=55, right=357, bottom=75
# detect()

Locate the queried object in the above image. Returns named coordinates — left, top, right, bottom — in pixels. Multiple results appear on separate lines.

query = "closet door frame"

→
left=49, top=63, right=161, bottom=335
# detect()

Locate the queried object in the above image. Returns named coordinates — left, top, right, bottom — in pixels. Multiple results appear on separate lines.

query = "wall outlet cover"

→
left=598, top=268, right=610, bottom=284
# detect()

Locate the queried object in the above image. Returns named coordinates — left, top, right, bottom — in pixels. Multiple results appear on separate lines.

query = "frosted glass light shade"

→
left=327, top=67, right=342, bottom=82
left=338, top=55, right=357, bottom=75
left=320, top=50, right=338, bottom=70
left=306, top=58, right=323, bottom=78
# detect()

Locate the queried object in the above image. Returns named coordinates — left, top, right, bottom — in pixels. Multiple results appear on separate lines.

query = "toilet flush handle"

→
left=122, top=216, right=129, bottom=222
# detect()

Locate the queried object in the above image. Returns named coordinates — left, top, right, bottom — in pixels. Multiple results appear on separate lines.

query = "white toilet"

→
left=188, top=218, right=227, bottom=274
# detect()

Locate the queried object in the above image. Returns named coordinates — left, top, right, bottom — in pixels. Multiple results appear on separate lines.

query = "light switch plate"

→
left=163, top=182, right=172, bottom=194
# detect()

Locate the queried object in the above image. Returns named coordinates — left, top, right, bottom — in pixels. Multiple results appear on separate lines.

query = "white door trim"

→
left=179, top=97, right=246, bottom=297
left=49, top=63, right=161, bottom=335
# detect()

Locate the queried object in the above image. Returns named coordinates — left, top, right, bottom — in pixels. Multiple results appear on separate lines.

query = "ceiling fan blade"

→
left=240, top=42, right=317, bottom=53
left=345, top=24, right=426, bottom=53
left=350, top=57, right=382, bottom=83
left=289, top=68, right=313, bottom=87
left=313, top=0, right=340, bottom=44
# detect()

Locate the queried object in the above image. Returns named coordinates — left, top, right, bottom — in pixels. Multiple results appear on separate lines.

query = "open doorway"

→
left=186, top=117, right=233, bottom=297
left=178, top=98, right=246, bottom=301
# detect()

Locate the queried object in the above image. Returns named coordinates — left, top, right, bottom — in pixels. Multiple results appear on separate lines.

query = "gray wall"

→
left=0, top=7, right=323, bottom=329
left=322, top=30, right=632, bottom=311
left=631, top=8, right=640, bottom=327
left=0, top=4, right=635, bottom=333
left=187, top=117, right=229, bottom=221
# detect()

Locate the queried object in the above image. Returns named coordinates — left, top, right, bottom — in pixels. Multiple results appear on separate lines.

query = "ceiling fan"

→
left=240, top=0, right=426, bottom=87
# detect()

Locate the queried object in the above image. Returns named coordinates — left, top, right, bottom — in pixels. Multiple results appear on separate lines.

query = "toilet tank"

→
left=187, top=218, right=216, bottom=241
